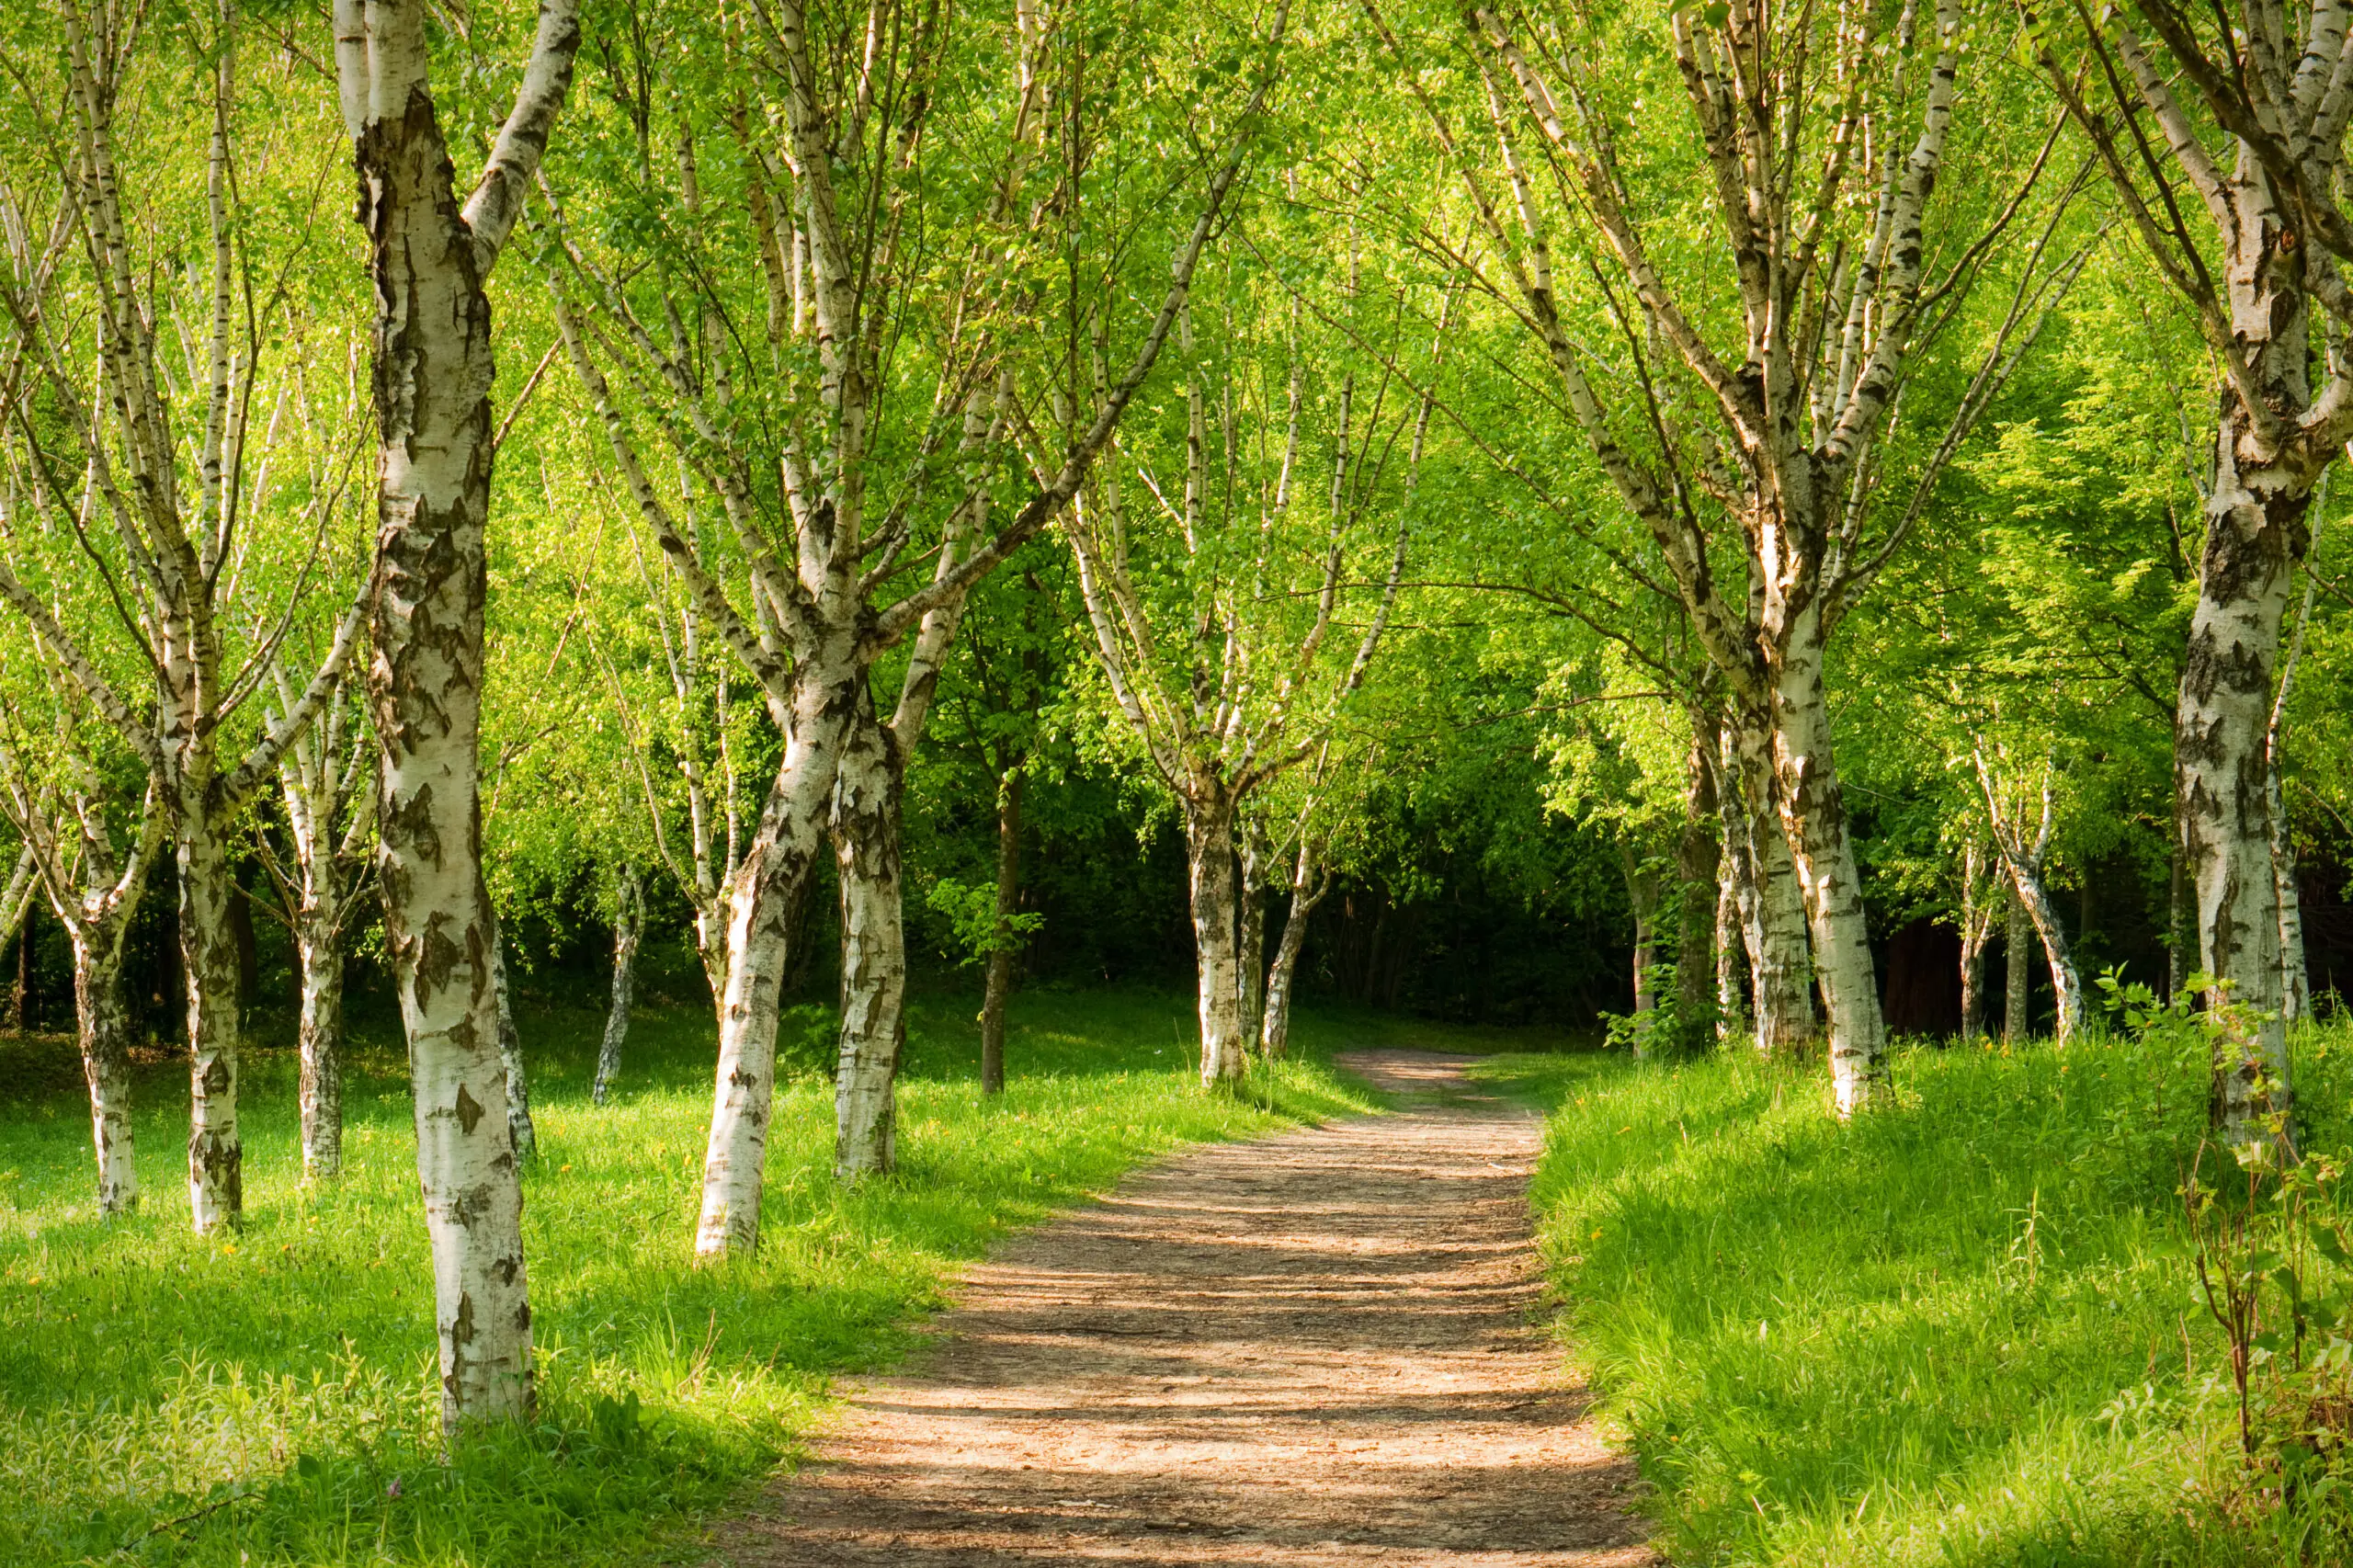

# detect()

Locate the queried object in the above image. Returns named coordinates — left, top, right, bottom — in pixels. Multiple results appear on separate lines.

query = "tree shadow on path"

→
left=715, top=1048, right=1651, bottom=1566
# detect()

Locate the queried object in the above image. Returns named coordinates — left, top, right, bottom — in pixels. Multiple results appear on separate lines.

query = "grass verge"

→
left=1472, top=1024, right=2353, bottom=1568
left=0, top=987, right=1372, bottom=1567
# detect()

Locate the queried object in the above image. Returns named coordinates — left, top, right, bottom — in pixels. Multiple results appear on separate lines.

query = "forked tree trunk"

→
left=65, top=913, right=140, bottom=1213
left=694, top=646, right=861, bottom=1256
left=1187, top=796, right=1248, bottom=1085
left=179, top=821, right=242, bottom=1232
left=2005, top=884, right=2030, bottom=1044
left=979, top=767, right=1023, bottom=1096
left=1260, top=838, right=1330, bottom=1059
left=1768, top=626, right=1885, bottom=1109
left=488, top=919, right=535, bottom=1160
left=339, top=0, right=582, bottom=1432
left=2005, top=858, right=2082, bottom=1042
left=833, top=704, right=907, bottom=1181
left=296, top=908, right=345, bottom=1182
left=594, top=864, right=642, bottom=1107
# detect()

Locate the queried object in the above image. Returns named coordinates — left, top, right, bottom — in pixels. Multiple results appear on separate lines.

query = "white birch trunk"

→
left=694, top=642, right=860, bottom=1257
left=1188, top=796, right=1248, bottom=1085
left=833, top=704, right=906, bottom=1182
left=2006, top=862, right=2083, bottom=1043
left=1259, top=839, right=1329, bottom=1059
left=594, top=864, right=642, bottom=1106
left=1724, top=718, right=1816, bottom=1054
left=179, top=818, right=243, bottom=1233
left=2268, top=523, right=2318, bottom=1028
left=65, top=903, right=141, bottom=1214
left=1714, top=865, right=1745, bottom=1043
left=338, top=0, right=582, bottom=1434
left=296, top=907, right=346, bottom=1183
left=1237, top=830, right=1269, bottom=1050
left=1768, top=622, right=1886, bottom=1110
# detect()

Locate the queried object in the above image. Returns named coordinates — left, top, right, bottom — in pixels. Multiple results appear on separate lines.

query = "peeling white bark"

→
left=1261, top=834, right=1332, bottom=1059
left=1188, top=798, right=1248, bottom=1085
left=833, top=702, right=906, bottom=1182
left=337, top=0, right=583, bottom=1434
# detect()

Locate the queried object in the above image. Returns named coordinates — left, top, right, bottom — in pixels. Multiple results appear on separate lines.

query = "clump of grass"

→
left=1473, top=1022, right=2353, bottom=1567
left=0, top=988, right=1372, bottom=1566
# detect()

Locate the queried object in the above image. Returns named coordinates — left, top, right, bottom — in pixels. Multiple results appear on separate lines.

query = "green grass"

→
left=1472, top=1025, right=2353, bottom=1567
left=0, top=986, right=1378, bottom=1567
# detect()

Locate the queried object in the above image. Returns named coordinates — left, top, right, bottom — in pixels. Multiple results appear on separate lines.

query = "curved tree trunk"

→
left=2005, top=861, right=2083, bottom=1043
left=1768, top=623, right=1886, bottom=1110
left=693, top=642, right=862, bottom=1256
left=65, top=911, right=140, bottom=1213
left=594, top=863, right=642, bottom=1107
left=1259, top=843, right=1329, bottom=1060
left=833, top=704, right=907, bottom=1182
left=979, top=767, right=1024, bottom=1096
left=1187, top=794, right=1247, bottom=1085
left=296, top=907, right=346, bottom=1183
left=692, top=842, right=798, bottom=1256
left=180, top=820, right=242, bottom=1233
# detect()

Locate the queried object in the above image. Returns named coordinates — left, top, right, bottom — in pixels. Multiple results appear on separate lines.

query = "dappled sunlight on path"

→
left=717, top=1049, right=1648, bottom=1565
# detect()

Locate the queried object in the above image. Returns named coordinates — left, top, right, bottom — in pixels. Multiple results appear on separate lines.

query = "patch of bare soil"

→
left=715, top=1050, right=1650, bottom=1566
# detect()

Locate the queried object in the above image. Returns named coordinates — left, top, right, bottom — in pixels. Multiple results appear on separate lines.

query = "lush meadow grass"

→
left=0, top=987, right=1373, bottom=1566
left=1477, top=1024, right=2353, bottom=1567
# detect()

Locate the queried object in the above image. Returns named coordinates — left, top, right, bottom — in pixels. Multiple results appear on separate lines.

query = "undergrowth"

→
left=0, top=987, right=1373, bottom=1566
left=1474, top=1015, right=2353, bottom=1567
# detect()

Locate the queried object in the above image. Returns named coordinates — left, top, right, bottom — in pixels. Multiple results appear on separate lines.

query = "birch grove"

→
left=1373, top=0, right=2083, bottom=1109
left=547, top=0, right=1287, bottom=1240
left=0, top=1, right=366, bottom=1231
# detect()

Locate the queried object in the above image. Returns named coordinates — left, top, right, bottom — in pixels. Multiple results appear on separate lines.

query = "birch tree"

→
left=1067, top=261, right=1426, bottom=1083
left=0, top=0, right=367, bottom=1232
left=0, top=710, right=158, bottom=1214
left=1974, top=745, right=2085, bottom=1040
left=335, top=0, right=584, bottom=1432
left=547, top=0, right=1287, bottom=1230
left=1372, top=0, right=2083, bottom=1109
left=254, top=669, right=373, bottom=1183
left=2023, top=0, right=2353, bottom=1134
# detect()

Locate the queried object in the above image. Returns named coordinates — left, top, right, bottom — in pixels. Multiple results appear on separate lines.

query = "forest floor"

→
left=716, top=1049, right=1648, bottom=1567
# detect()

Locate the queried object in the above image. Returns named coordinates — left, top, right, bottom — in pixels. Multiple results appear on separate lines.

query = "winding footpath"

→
left=716, top=1049, right=1650, bottom=1566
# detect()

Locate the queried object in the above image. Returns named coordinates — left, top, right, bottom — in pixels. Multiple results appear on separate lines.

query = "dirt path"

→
left=716, top=1050, right=1649, bottom=1566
